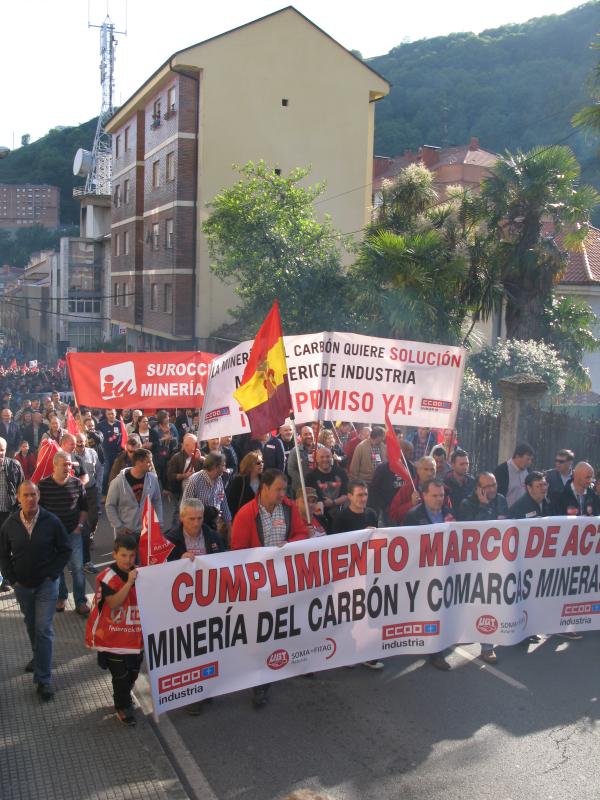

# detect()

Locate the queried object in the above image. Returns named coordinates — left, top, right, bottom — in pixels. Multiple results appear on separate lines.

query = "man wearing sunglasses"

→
left=545, top=449, right=574, bottom=507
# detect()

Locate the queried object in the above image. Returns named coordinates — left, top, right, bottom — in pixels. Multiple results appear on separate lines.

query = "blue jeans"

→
left=14, top=578, right=59, bottom=685
left=58, top=531, right=86, bottom=607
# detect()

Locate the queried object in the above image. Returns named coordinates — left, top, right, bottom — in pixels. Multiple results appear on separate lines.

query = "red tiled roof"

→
left=560, top=225, right=600, bottom=286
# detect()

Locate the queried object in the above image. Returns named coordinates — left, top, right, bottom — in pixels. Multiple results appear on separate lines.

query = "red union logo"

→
left=158, top=661, right=218, bottom=693
left=382, top=621, right=440, bottom=640
left=562, top=602, right=600, bottom=616
left=266, top=649, right=289, bottom=670
left=99, top=361, right=137, bottom=400
left=476, top=615, right=498, bottom=634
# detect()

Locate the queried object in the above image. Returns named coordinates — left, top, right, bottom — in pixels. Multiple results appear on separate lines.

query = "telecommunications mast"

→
left=73, top=4, right=127, bottom=195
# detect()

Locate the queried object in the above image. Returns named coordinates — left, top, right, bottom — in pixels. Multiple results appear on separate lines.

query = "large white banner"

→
left=198, top=332, right=466, bottom=439
left=136, top=517, right=600, bottom=716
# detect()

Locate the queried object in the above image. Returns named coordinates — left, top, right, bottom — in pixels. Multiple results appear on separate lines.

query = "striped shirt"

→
left=182, top=471, right=231, bottom=524
left=38, top=476, right=87, bottom=533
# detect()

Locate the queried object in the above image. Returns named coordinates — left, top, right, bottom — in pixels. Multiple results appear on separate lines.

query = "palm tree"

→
left=478, top=145, right=599, bottom=340
left=572, top=34, right=600, bottom=136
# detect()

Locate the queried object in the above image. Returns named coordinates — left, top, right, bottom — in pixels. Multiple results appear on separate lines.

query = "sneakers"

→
left=75, top=604, right=91, bottom=617
left=55, top=600, right=66, bottom=612
left=557, top=631, right=583, bottom=641
left=116, top=706, right=136, bottom=726
left=252, top=687, right=270, bottom=708
left=480, top=649, right=498, bottom=664
left=362, top=660, right=384, bottom=670
left=37, top=683, right=55, bottom=701
left=25, top=659, right=34, bottom=673
left=83, top=562, right=98, bottom=574
left=430, top=654, right=451, bottom=671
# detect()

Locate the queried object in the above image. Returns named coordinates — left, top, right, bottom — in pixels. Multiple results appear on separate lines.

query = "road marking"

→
left=455, top=646, right=528, bottom=691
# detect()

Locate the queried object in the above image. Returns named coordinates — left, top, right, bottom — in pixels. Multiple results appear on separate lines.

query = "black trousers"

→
left=100, top=652, right=144, bottom=710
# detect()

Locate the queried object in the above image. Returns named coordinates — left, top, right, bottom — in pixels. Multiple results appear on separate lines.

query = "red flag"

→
left=66, top=407, right=79, bottom=436
left=9, top=359, right=16, bottom=370
left=233, top=301, right=292, bottom=436
left=31, top=439, right=60, bottom=484
left=119, top=417, right=129, bottom=449
left=384, top=413, right=413, bottom=485
left=139, top=497, right=173, bottom=567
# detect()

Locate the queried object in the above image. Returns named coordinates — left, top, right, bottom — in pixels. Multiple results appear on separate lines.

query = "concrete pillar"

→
left=497, top=374, right=548, bottom=464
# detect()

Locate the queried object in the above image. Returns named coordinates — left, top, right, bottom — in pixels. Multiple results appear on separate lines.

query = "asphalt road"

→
left=90, top=503, right=600, bottom=800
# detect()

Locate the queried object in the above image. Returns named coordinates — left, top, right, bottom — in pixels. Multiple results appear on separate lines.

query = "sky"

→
left=0, top=0, right=590, bottom=150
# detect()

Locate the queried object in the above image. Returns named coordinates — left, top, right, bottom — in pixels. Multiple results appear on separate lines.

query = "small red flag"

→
left=9, top=359, right=16, bottom=370
left=139, top=497, right=174, bottom=566
left=384, top=413, right=412, bottom=484
left=31, top=439, right=60, bottom=484
left=66, top=407, right=79, bottom=436
left=119, top=417, right=129, bottom=449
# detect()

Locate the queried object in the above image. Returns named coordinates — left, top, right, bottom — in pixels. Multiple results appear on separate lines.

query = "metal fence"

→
left=454, top=406, right=600, bottom=475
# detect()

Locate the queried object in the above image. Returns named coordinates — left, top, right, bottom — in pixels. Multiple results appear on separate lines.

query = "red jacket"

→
left=231, top=496, right=308, bottom=550
left=85, top=566, right=143, bottom=654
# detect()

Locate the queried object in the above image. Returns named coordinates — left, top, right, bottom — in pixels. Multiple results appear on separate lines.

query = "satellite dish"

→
left=73, top=148, right=93, bottom=177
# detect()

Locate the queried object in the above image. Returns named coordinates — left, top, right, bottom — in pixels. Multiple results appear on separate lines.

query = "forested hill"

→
left=369, top=1, right=600, bottom=191
left=0, top=119, right=97, bottom=226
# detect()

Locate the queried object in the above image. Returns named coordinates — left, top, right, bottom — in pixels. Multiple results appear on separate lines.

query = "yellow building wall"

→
left=171, top=8, right=389, bottom=339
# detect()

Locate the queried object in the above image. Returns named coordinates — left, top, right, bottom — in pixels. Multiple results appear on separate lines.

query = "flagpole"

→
left=289, top=413, right=310, bottom=525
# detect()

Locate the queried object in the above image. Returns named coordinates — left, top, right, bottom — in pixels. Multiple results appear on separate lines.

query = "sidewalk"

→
left=0, top=588, right=190, bottom=800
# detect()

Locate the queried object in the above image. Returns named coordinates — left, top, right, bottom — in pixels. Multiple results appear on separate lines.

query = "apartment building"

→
left=0, top=184, right=60, bottom=229
left=105, top=6, right=390, bottom=351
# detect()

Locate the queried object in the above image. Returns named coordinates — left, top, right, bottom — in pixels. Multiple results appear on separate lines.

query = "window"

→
left=166, top=151, right=175, bottom=182
left=166, top=218, right=174, bottom=249
left=115, top=134, right=121, bottom=158
left=152, top=98, right=161, bottom=127
left=150, top=283, right=158, bottom=311
left=164, top=283, right=173, bottom=313
left=113, top=184, right=121, bottom=207
left=281, top=98, right=289, bottom=107
left=114, top=283, right=120, bottom=306
left=123, top=230, right=130, bottom=255
left=122, top=283, right=128, bottom=308
left=167, top=86, right=176, bottom=112
left=124, top=126, right=130, bottom=151
left=152, top=160, right=160, bottom=189
left=152, top=223, right=160, bottom=250
left=115, top=233, right=121, bottom=256
left=123, top=179, right=130, bottom=204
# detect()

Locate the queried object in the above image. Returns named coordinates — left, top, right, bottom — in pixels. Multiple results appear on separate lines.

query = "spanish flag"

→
left=233, top=301, right=292, bottom=436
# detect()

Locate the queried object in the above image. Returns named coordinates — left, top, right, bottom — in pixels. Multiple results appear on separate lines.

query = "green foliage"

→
left=544, top=295, right=598, bottom=391
left=0, top=224, right=78, bottom=268
left=572, top=33, right=600, bottom=137
left=468, top=339, right=569, bottom=398
left=203, top=161, right=352, bottom=335
left=0, top=118, right=97, bottom=226
left=369, top=2, right=600, bottom=222
left=459, top=367, right=501, bottom=415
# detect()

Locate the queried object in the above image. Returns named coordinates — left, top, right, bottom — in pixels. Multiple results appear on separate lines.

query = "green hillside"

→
left=0, top=118, right=97, bottom=226
left=369, top=1, right=600, bottom=197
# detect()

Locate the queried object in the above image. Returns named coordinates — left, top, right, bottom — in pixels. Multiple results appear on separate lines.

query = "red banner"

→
left=66, top=351, right=215, bottom=409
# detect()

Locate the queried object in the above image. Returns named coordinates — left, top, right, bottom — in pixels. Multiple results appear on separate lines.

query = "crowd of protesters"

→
left=0, top=363, right=598, bottom=721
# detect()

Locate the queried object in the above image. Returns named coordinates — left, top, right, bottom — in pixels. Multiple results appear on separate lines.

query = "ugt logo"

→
left=100, top=361, right=137, bottom=400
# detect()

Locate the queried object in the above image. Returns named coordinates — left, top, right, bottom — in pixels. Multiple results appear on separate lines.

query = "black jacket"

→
left=0, top=507, right=71, bottom=588
left=545, top=468, right=572, bottom=506
left=444, top=472, right=476, bottom=510
left=225, top=474, right=257, bottom=519
left=368, top=461, right=416, bottom=514
left=457, top=491, right=509, bottom=522
left=508, top=492, right=552, bottom=519
left=0, top=458, right=25, bottom=512
left=404, top=504, right=454, bottom=527
left=165, top=522, right=226, bottom=561
left=22, top=422, right=49, bottom=452
left=553, top=480, right=600, bottom=517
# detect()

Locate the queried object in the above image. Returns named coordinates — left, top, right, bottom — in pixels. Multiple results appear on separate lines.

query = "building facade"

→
left=105, top=7, right=389, bottom=352
left=0, top=184, right=60, bottom=229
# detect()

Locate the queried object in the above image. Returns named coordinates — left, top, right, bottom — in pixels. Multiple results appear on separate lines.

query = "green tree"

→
left=543, top=295, right=599, bottom=392
left=572, top=34, right=600, bottom=137
left=203, top=161, right=352, bottom=335
left=477, top=145, right=599, bottom=340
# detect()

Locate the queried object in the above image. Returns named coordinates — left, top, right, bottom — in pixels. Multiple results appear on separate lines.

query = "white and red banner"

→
left=136, top=516, right=600, bottom=716
left=139, top=497, right=174, bottom=567
left=66, top=351, right=215, bottom=409
left=199, top=332, right=466, bottom=438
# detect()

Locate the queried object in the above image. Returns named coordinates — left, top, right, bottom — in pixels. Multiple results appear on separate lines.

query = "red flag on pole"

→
left=139, top=497, right=174, bottom=566
left=31, top=439, right=60, bottom=484
left=66, top=407, right=79, bottom=436
left=384, top=413, right=414, bottom=486
left=9, top=359, right=16, bottom=370
left=119, top=417, right=129, bottom=449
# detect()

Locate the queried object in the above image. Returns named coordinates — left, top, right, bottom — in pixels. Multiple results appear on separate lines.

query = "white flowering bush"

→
left=459, top=367, right=501, bottom=415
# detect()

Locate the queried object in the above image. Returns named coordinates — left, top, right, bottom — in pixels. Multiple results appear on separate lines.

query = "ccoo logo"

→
left=266, top=649, right=289, bottom=670
left=476, top=614, right=498, bottom=634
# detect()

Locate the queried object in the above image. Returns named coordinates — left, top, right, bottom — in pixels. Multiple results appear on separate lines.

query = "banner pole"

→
left=289, top=413, right=310, bottom=527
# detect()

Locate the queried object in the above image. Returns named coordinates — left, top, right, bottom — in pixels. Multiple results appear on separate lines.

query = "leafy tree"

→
left=477, top=145, right=599, bottom=340
left=203, top=161, right=352, bottom=335
left=572, top=34, right=600, bottom=137
left=543, top=295, right=599, bottom=391
left=468, top=339, right=569, bottom=398
left=459, top=367, right=501, bottom=416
